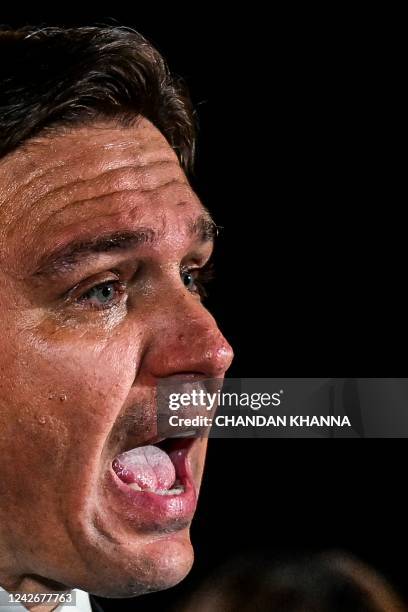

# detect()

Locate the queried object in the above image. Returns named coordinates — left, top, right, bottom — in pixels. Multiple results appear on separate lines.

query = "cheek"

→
left=0, top=321, right=139, bottom=491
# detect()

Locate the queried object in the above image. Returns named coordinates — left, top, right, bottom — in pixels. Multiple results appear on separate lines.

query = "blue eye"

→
left=181, top=270, right=196, bottom=291
left=79, top=281, right=124, bottom=308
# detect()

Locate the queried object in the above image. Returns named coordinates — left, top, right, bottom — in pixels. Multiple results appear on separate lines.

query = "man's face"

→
left=0, top=118, right=233, bottom=597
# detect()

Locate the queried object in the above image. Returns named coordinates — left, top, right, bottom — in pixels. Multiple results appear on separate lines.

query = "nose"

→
left=141, top=290, right=234, bottom=380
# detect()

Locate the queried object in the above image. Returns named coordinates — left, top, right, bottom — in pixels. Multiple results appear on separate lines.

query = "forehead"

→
left=0, top=118, right=205, bottom=276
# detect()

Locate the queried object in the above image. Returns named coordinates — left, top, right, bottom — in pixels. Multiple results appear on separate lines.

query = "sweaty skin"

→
left=0, top=117, right=233, bottom=605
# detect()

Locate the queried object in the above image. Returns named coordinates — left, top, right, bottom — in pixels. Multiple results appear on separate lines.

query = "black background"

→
left=1, top=9, right=405, bottom=609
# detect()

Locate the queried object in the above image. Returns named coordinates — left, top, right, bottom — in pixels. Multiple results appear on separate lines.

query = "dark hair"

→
left=0, top=25, right=196, bottom=171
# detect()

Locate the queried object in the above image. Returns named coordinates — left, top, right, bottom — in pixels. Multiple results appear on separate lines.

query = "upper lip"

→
left=110, top=378, right=213, bottom=459
left=112, top=430, right=196, bottom=459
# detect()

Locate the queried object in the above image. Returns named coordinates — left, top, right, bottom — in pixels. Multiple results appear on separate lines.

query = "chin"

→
left=91, top=530, right=195, bottom=598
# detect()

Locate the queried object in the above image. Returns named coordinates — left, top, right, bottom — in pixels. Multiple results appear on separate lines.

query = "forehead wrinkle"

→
left=0, top=120, right=179, bottom=213
left=0, top=150, right=176, bottom=211
left=33, top=179, right=190, bottom=242
left=7, top=159, right=185, bottom=235
left=0, top=154, right=65, bottom=210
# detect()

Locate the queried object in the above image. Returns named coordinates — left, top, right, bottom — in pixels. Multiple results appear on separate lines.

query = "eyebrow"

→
left=32, top=214, right=217, bottom=278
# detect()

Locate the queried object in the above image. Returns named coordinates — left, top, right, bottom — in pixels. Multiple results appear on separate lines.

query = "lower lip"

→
left=105, top=439, right=198, bottom=532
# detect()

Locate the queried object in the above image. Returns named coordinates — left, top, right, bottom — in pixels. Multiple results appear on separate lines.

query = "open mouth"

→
left=105, top=435, right=200, bottom=531
left=112, top=437, right=194, bottom=497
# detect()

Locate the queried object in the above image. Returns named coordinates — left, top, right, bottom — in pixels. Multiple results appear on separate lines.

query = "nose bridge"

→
left=144, top=290, right=234, bottom=378
left=177, top=301, right=231, bottom=372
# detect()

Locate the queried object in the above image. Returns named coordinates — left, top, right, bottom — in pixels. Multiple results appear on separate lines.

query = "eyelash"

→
left=74, top=262, right=215, bottom=311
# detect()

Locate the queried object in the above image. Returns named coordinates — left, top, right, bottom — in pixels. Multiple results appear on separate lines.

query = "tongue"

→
left=112, top=445, right=176, bottom=491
